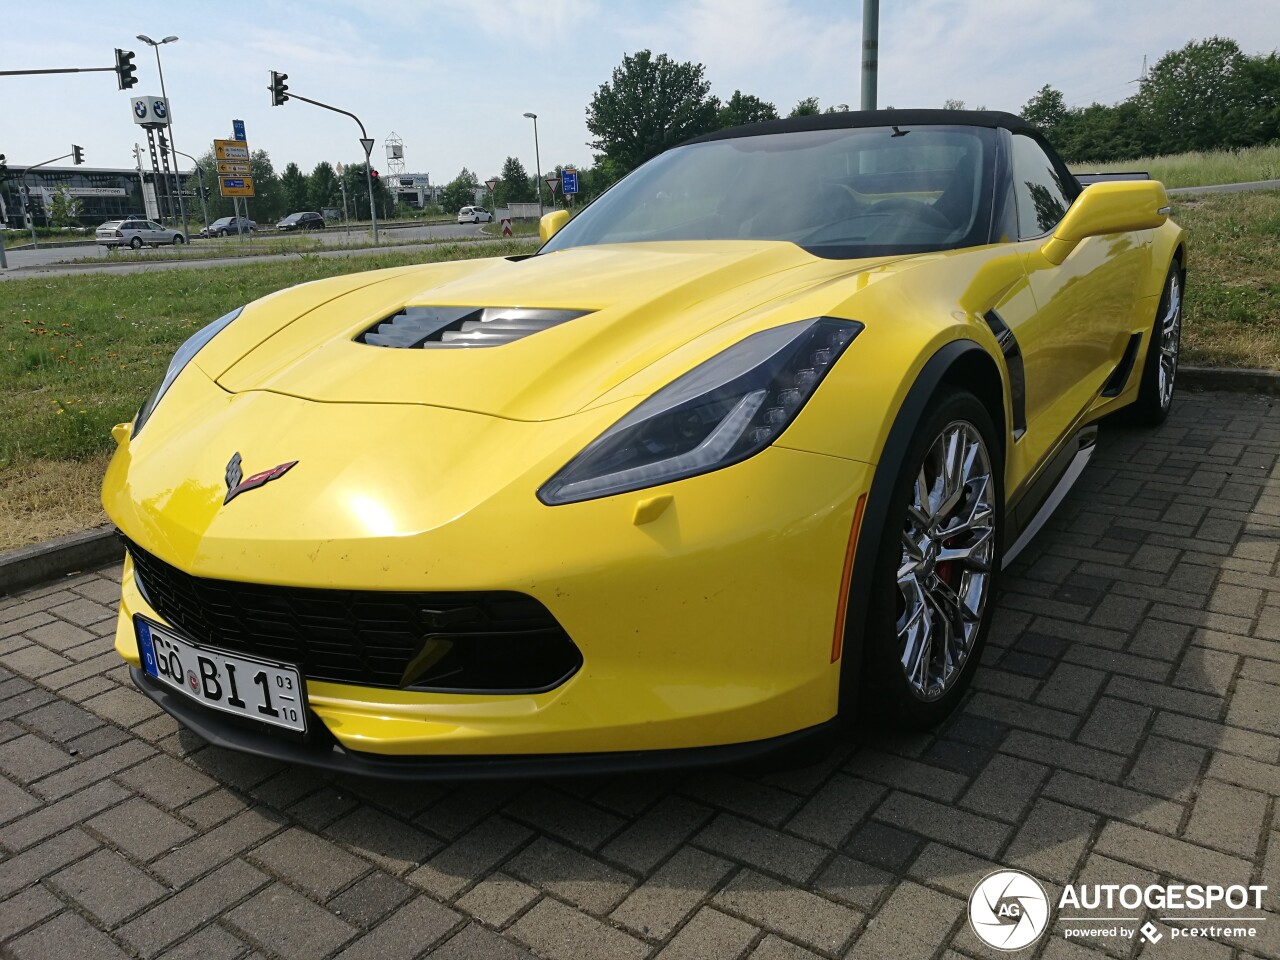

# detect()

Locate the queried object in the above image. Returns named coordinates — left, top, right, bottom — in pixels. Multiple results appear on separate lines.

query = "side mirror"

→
left=1041, top=180, right=1169, bottom=265
left=539, top=210, right=570, bottom=244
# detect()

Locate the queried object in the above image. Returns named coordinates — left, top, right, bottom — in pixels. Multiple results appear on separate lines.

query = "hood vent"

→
left=359, top=306, right=591, bottom=349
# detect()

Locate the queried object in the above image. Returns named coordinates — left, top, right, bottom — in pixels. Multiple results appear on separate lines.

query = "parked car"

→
left=96, top=219, right=186, bottom=249
left=457, top=205, right=492, bottom=224
left=104, top=110, right=1184, bottom=774
left=200, top=217, right=257, bottom=238
left=277, top=212, right=326, bottom=232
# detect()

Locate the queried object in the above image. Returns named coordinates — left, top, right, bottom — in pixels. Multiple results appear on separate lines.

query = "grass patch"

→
left=1172, top=189, right=1280, bottom=369
left=1071, top=143, right=1280, bottom=188
left=0, top=239, right=536, bottom=549
left=1, top=190, right=1277, bottom=550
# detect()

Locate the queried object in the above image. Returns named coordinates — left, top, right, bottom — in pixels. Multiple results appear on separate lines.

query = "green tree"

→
left=309, top=161, right=340, bottom=212
left=441, top=167, right=480, bottom=214
left=48, top=189, right=80, bottom=227
left=496, top=155, right=534, bottom=207
left=1021, top=85, right=1068, bottom=131
left=942, top=98, right=966, bottom=111
left=342, top=162, right=393, bottom=219
left=586, top=50, right=720, bottom=175
left=1138, top=37, right=1252, bottom=152
left=718, top=90, right=778, bottom=128
left=280, top=162, right=310, bottom=213
left=789, top=97, right=821, bottom=117
left=246, top=149, right=283, bottom=221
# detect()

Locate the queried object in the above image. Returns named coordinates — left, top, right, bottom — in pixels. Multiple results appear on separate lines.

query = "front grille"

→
left=124, top=538, right=582, bottom=693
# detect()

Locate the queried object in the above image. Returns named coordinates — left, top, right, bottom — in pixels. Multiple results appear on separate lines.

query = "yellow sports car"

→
left=104, top=110, right=1184, bottom=777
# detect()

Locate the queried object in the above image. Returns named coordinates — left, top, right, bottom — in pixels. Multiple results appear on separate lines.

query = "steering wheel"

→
left=869, top=197, right=953, bottom=230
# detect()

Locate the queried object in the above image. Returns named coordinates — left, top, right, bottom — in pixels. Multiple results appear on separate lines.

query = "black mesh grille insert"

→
left=124, top=538, right=582, bottom=693
left=359, top=306, right=590, bottom=348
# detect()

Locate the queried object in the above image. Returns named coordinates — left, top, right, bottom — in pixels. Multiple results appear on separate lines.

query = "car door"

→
left=1004, top=133, right=1147, bottom=467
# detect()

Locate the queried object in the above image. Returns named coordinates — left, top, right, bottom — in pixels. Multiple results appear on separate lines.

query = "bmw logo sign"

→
left=153, top=100, right=167, bottom=118
left=133, top=100, right=147, bottom=118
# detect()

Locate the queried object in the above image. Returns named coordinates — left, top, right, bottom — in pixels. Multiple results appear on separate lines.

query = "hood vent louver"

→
left=358, top=306, right=591, bottom=349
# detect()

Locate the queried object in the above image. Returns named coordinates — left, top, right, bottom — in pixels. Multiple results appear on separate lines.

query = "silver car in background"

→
left=96, top=220, right=186, bottom=250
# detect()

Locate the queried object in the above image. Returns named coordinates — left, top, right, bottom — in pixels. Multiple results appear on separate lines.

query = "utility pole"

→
left=269, top=72, right=378, bottom=243
left=137, top=36, right=188, bottom=237
left=861, top=0, right=879, bottom=111
left=18, top=150, right=75, bottom=249
left=523, top=112, right=544, bottom=218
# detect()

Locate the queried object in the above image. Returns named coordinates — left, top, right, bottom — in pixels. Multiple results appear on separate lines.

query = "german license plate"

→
left=135, top=617, right=307, bottom=733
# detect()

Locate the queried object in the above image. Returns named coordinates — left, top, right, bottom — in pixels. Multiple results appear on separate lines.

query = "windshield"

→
left=282, top=214, right=302, bottom=222
left=542, top=125, right=996, bottom=259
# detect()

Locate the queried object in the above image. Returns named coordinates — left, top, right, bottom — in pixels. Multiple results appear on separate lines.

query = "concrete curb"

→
left=1180, top=366, right=1280, bottom=395
left=0, top=526, right=121, bottom=596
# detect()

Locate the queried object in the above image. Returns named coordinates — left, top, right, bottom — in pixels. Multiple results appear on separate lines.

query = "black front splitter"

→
left=131, top=667, right=836, bottom=782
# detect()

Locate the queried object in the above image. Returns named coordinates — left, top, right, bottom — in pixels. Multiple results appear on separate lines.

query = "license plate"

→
left=135, top=617, right=307, bottom=733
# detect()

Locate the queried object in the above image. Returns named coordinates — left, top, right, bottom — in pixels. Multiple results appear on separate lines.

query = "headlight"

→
left=539, top=317, right=862, bottom=505
left=132, top=306, right=243, bottom=439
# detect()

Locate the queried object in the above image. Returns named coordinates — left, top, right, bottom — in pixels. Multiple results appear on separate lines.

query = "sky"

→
left=3, top=0, right=1278, bottom=182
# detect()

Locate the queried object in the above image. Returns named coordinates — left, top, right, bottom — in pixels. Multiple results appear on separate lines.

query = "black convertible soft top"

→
left=683, top=109, right=1038, bottom=145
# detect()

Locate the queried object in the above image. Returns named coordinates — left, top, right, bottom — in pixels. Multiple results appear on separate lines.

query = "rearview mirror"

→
left=1041, top=180, right=1170, bottom=265
left=539, top=210, right=570, bottom=244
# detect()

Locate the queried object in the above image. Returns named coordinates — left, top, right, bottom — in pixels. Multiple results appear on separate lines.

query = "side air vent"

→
left=359, top=306, right=590, bottom=349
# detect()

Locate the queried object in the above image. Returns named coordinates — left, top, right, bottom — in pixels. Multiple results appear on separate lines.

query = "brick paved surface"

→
left=1, top=391, right=1277, bottom=960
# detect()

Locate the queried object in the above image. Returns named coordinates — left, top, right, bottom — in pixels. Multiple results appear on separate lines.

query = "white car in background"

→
left=97, top=220, right=186, bottom=249
left=457, top=205, right=493, bottom=223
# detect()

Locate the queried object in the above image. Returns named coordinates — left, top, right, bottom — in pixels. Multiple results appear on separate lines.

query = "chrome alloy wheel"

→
left=896, top=421, right=995, bottom=701
left=1158, top=270, right=1182, bottom=410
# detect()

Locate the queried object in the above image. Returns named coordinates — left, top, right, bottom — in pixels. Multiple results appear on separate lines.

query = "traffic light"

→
left=371, top=169, right=379, bottom=181
left=0, top=154, right=7, bottom=177
left=157, top=133, right=168, bottom=157
left=115, top=48, right=137, bottom=90
left=72, top=145, right=84, bottom=165
left=269, top=71, right=289, bottom=107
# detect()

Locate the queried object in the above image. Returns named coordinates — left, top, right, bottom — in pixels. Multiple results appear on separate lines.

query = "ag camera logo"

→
left=969, top=870, right=1050, bottom=951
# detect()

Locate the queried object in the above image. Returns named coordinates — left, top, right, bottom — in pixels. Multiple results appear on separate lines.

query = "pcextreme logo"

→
left=969, top=871, right=1270, bottom=950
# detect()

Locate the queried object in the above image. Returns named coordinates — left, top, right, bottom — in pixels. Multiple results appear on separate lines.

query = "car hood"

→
left=213, top=241, right=908, bottom=421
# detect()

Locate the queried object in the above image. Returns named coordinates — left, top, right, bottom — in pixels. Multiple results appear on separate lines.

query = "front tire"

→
left=860, top=388, right=1002, bottom=729
left=1128, top=260, right=1183, bottom=425
left=173, top=235, right=185, bottom=245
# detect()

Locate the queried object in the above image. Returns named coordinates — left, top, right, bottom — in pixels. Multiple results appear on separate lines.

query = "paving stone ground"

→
left=1, top=390, right=1277, bottom=960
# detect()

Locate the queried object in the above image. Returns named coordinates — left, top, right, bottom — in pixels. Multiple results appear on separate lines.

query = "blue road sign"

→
left=223, top=178, right=245, bottom=189
left=233, top=119, right=246, bottom=141
left=562, top=170, right=578, bottom=195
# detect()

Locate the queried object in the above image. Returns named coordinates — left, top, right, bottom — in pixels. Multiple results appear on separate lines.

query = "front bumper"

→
left=106, top=383, right=873, bottom=762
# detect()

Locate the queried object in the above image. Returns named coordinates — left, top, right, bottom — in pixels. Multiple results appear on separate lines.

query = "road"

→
left=0, top=390, right=1276, bottom=958
left=0, top=221, right=485, bottom=273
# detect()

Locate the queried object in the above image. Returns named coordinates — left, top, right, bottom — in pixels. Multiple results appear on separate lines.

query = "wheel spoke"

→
left=938, top=526, right=994, bottom=571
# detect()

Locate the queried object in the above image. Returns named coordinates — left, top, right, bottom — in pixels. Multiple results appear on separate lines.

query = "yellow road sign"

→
left=214, top=139, right=250, bottom=161
left=217, top=161, right=251, bottom=175
left=219, top=176, right=255, bottom=198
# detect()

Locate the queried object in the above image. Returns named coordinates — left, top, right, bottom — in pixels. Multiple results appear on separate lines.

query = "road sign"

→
left=233, top=119, right=246, bottom=141
left=219, top=176, right=255, bottom=198
left=217, top=161, right=251, bottom=175
left=359, top=138, right=375, bottom=156
left=131, top=95, right=170, bottom=126
left=215, top=139, right=250, bottom=161
left=501, top=218, right=512, bottom=237
left=545, top=175, right=560, bottom=193
left=485, top=178, right=497, bottom=193
left=562, top=169, right=578, bottom=195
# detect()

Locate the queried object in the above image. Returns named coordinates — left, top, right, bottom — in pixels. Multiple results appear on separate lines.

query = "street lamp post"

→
left=174, top=148, right=208, bottom=233
left=523, top=112, right=543, bottom=219
left=137, top=34, right=189, bottom=239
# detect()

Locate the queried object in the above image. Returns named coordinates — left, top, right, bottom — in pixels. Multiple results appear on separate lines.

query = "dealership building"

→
left=0, top=165, right=194, bottom=228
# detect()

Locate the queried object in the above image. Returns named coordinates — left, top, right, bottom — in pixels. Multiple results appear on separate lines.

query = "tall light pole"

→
left=137, top=34, right=189, bottom=238
left=860, top=0, right=879, bottom=110
left=523, top=112, right=543, bottom=219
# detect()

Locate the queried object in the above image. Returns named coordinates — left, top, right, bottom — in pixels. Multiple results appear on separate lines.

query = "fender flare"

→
left=836, top=337, right=997, bottom=716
